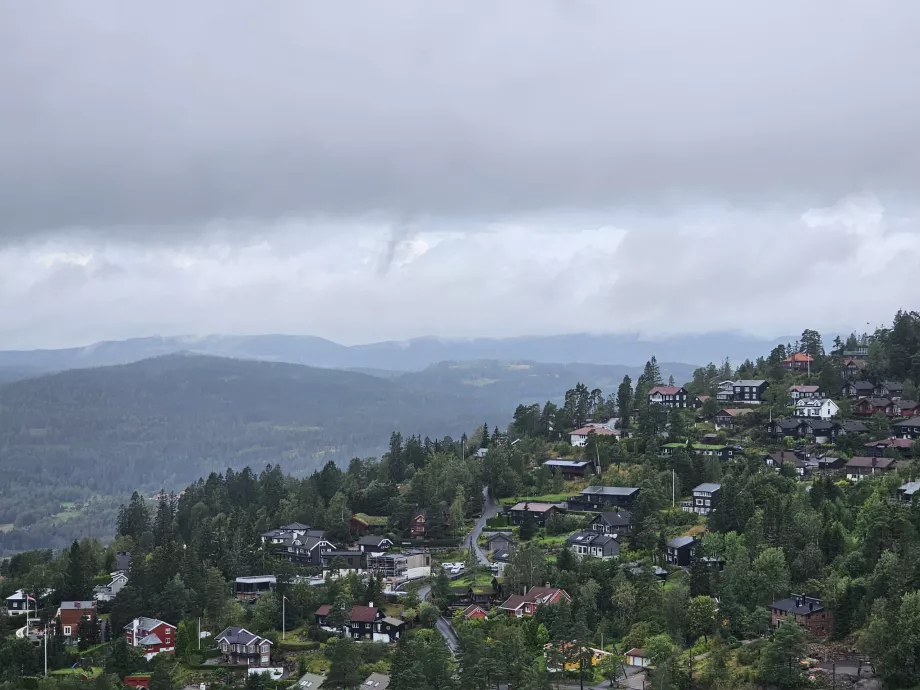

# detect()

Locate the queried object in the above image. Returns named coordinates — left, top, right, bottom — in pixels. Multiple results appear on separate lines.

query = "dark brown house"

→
left=770, top=595, right=833, bottom=638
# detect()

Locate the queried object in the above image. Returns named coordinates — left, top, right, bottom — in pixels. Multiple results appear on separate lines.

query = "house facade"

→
left=789, top=385, right=822, bottom=402
left=348, top=605, right=384, bottom=640
left=506, top=502, right=560, bottom=527
left=499, top=586, right=571, bottom=617
left=844, top=456, right=896, bottom=481
left=783, top=353, right=814, bottom=372
left=794, top=398, right=839, bottom=420
left=682, top=483, right=720, bottom=516
left=732, top=380, right=768, bottom=404
left=484, top=532, right=518, bottom=554
left=568, top=486, right=640, bottom=511
left=590, top=509, right=632, bottom=535
left=356, top=536, right=393, bottom=553
left=893, top=416, right=920, bottom=439
left=770, top=596, right=833, bottom=637
left=543, top=459, right=593, bottom=480
left=235, top=576, right=276, bottom=601
left=565, top=531, right=620, bottom=559
left=410, top=510, right=427, bottom=538
left=647, top=386, right=690, bottom=408
left=665, top=536, right=698, bottom=566
left=853, top=397, right=897, bottom=417
left=713, top=408, right=752, bottom=430
left=661, top=443, right=735, bottom=461
left=124, top=617, right=176, bottom=660
left=569, top=425, right=618, bottom=447
left=843, top=381, right=874, bottom=398
left=93, top=572, right=128, bottom=602
left=216, top=627, right=272, bottom=667
left=57, top=601, right=97, bottom=642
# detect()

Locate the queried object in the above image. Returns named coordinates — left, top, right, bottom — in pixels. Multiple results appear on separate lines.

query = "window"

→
left=64, top=626, right=72, bottom=635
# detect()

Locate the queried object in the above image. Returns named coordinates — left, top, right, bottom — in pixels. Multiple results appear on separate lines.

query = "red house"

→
left=56, top=601, right=97, bottom=641
left=462, top=604, right=488, bottom=620
left=124, top=617, right=176, bottom=660
left=499, top=586, right=571, bottom=617
left=123, top=676, right=151, bottom=689
left=783, top=353, right=814, bottom=372
left=853, top=397, right=896, bottom=417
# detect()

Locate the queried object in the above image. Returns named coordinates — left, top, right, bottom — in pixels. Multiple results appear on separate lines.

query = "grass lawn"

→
left=499, top=493, right=573, bottom=506
left=452, top=571, right=498, bottom=589
left=51, top=667, right=103, bottom=677
left=353, top=513, right=388, bottom=528
left=533, top=534, right=569, bottom=548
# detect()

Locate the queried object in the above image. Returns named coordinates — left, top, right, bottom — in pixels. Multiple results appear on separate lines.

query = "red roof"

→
left=350, top=605, right=379, bottom=623
left=784, top=353, right=814, bottom=363
left=866, top=438, right=913, bottom=449
left=500, top=586, right=570, bottom=610
left=649, top=386, right=682, bottom=396
left=462, top=604, right=488, bottom=618
left=315, top=604, right=332, bottom=616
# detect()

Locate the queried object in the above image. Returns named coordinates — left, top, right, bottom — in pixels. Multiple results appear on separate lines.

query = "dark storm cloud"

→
left=1, top=0, right=919, bottom=242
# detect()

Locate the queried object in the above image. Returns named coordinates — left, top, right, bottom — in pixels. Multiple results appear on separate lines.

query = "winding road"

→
left=463, top=486, right=501, bottom=564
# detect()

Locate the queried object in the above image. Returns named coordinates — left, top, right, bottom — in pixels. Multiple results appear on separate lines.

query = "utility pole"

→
left=198, top=617, right=201, bottom=651
left=672, top=470, right=676, bottom=508
left=282, top=596, right=287, bottom=640
left=43, top=624, right=48, bottom=676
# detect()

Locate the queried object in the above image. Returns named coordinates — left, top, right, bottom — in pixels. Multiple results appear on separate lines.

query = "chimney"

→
left=809, top=602, right=814, bottom=612
left=545, top=582, right=551, bottom=589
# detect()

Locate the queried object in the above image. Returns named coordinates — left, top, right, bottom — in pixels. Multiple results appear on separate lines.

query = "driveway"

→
left=462, top=486, right=501, bottom=564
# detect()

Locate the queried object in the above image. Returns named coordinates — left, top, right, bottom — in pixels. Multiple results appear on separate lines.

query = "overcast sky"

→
left=2, top=1, right=919, bottom=349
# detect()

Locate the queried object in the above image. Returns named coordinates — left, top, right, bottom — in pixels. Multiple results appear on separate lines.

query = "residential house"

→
left=713, top=408, right=753, bottom=430
left=875, top=381, right=904, bottom=399
left=770, top=595, right=833, bottom=637
left=296, top=673, right=326, bottom=689
left=625, top=649, right=650, bottom=668
left=499, top=586, right=571, bottom=617
left=410, top=509, right=427, bottom=538
left=767, top=418, right=805, bottom=438
left=783, top=352, right=814, bottom=372
left=268, top=529, right=336, bottom=566
left=842, top=359, right=867, bottom=376
left=732, top=380, right=768, bottom=404
left=648, top=386, right=691, bottom=408
left=461, top=604, right=488, bottom=620
left=896, top=481, right=920, bottom=505
left=665, top=536, right=698, bottom=567
left=800, top=419, right=837, bottom=443
left=864, top=438, right=913, bottom=458
left=853, top=397, right=897, bottom=417
left=568, top=485, right=640, bottom=511
left=841, top=346, right=869, bottom=360
left=844, top=456, right=896, bottom=481
left=484, top=532, right=518, bottom=554
left=506, top=502, right=561, bottom=527
left=893, top=416, right=920, bottom=439
left=543, top=459, right=593, bottom=480
left=5, top=590, right=33, bottom=616
left=261, top=522, right=312, bottom=544
left=474, top=447, right=489, bottom=459
left=838, top=419, right=870, bottom=435
left=716, top=381, right=735, bottom=403
left=808, top=455, right=846, bottom=476
left=590, top=509, right=632, bottom=535
left=661, top=443, right=736, bottom=461
left=789, top=385, right=822, bottom=402
left=124, top=617, right=176, bottom=660
left=683, top=483, right=720, bottom=516
left=56, top=601, right=97, bottom=642
left=694, top=395, right=711, bottom=408
left=235, top=576, right=276, bottom=601
left=765, top=450, right=802, bottom=468
left=794, top=398, right=839, bottom=420
left=569, top=425, right=618, bottom=447
left=362, top=673, right=390, bottom=690
left=123, top=676, right=151, bottom=689
left=356, top=536, right=393, bottom=553
left=843, top=381, right=875, bottom=398
left=215, top=627, right=272, bottom=667
left=377, top=617, right=406, bottom=643
left=565, top=531, right=620, bottom=559
left=348, top=605, right=384, bottom=640
left=93, top=571, right=129, bottom=602
left=314, top=605, right=335, bottom=631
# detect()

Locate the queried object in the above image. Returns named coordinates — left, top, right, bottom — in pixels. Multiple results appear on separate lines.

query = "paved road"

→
left=435, top=617, right=459, bottom=655
left=462, top=486, right=501, bottom=564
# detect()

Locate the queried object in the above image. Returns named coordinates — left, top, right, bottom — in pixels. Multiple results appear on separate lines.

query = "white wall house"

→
left=794, top=398, right=839, bottom=420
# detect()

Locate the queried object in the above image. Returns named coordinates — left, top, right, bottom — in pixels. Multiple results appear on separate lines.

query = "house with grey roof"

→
left=568, top=485, right=640, bottom=511
left=565, top=531, right=620, bottom=559
left=665, top=536, right=698, bottom=567
left=216, top=626, right=273, bottom=667
left=682, top=483, right=720, bottom=516
left=542, top=459, right=593, bottom=480
left=732, top=380, right=768, bottom=404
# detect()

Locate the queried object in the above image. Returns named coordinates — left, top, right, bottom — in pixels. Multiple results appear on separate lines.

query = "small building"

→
left=462, top=604, right=488, bottom=620
left=853, top=397, right=897, bottom=417
left=366, top=551, right=430, bottom=580
left=838, top=419, right=869, bottom=435
left=377, top=616, right=406, bottom=643
left=216, top=627, right=272, bottom=667
left=794, top=398, right=839, bottom=420
left=314, top=604, right=334, bottom=630
left=765, top=450, right=802, bottom=469
left=498, top=586, right=571, bottom=617
left=544, top=642, right=612, bottom=673
left=661, top=443, right=736, bottom=461
left=897, top=400, right=920, bottom=417
left=356, top=535, right=393, bottom=553
left=665, top=536, right=698, bottom=567
left=713, top=408, right=753, bottom=430
left=569, top=425, right=618, bottom=447
left=506, top=502, right=561, bottom=527
left=843, top=381, right=875, bottom=399
left=590, top=509, right=632, bottom=535
left=410, top=509, right=427, bottom=538
left=767, top=418, right=804, bottom=438
left=93, top=572, right=129, bottom=602
left=800, top=419, right=836, bottom=444
left=625, top=648, right=650, bottom=668
left=543, top=459, right=593, bottom=480
left=123, top=676, right=151, bottom=689
left=565, top=531, right=620, bottom=559
left=875, top=381, right=904, bottom=399
left=844, top=456, right=896, bottom=481
left=296, top=672, right=326, bottom=689
left=789, top=385, right=822, bottom=402
left=770, top=595, right=833, bottom=637
left=568, top=485, right=640, bottom=511
left=893, top=416, right=920, bottom=439
left=732, top=380, right=768, bottom=404
left=57, top=601, right=97, bottom=641
left=648, top=386, right=691, bottom=408
left=842, top=359, right=867, bottom=376
left=863, top=438, right=913, bottom=458
left=897, top=481, right=920, bottom=505
left=783, top=353, right=814, bottom=372
left=484, top=532, right=518, bottom=554
left=235, top=576, right=276, bottom=601
left=5, top=590, right=33, bottom=616
left=348, top=605, right=383, bottom=640
left=124, top=617, right=176, bottom=660
left=683, top=483, right=720, bottom=516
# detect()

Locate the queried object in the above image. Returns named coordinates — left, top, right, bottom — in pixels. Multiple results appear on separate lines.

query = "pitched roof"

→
left=667, top=536, right=697, bottom=548
left=125, top=616, right=174, bottom=633
left=790, top=385, right=820, bottom=392
left=543, top=459, right=590, bottom=468
left=565, top=531, right=619, bottom=547
left=363, top=673, right=390, bottom=690
left=216, top=626, right=271, bottom=646
left=839, top=420, right=869, bottom=432
left=784, top=353, right=814, bottom=363
left=485, top=532, right=517, bottom=544
left=137, top=633, right=163, bottom=646
left=850, top=381, right=874, bottom=391
left=380, top=616, right=405, bottom=627
left=595, top=510, right=632, bottom=527
left=579, top=485, right=639, bottom=497
left=771, top=596, right=824, bottom=615
left=893, top=416, right=920, bottom=427
left=314, top=604, right=332, bottom=616
left=866, top=438, right=913, bottom=449
left=357, top=535, right=392, bottom=546
left=692, top=483, right=721, bottom=493
left=60, top=601, right=95, bottom=610
left=570, top=425, right=617, bottom=436
left=845, top=456, right=896, bottom=469
left=649, top=386, right=683, bottom=396
left=626, top=648, right=647, bottom=658
left=734, top=379, right=767, bottom=386
left=899, top=481, right=920, bottom=497
left=462, top=604, right=488, bottom=618
left=499, top=586, right=569, bottom=610
left=350, top=605, right=379, bottom=623
left=716, top=408, right=753, bottom=418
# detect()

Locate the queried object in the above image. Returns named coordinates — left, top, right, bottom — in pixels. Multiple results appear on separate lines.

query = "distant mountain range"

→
left=0, top=331, right=789, bottom=379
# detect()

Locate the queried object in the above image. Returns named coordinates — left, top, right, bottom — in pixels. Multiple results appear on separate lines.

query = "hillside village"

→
left=3, top=313, right=920, bottom=689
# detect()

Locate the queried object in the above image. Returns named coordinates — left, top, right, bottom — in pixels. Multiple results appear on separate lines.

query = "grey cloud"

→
left=2, top=1, right=920, bottom=242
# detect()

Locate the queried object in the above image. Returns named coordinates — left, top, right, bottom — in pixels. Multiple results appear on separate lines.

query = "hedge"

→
left=277, top=640, right=320, bottom=651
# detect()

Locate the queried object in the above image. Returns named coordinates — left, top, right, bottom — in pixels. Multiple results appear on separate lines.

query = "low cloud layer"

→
left=1, top=2, right=919, bottom=347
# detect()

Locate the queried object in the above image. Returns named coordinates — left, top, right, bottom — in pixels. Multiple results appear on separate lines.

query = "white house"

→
left=93, top=572, right=128, bottom=602
left=794, top=398, right=839, bottom=420
left=569, top=424, right=618, bottom=447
